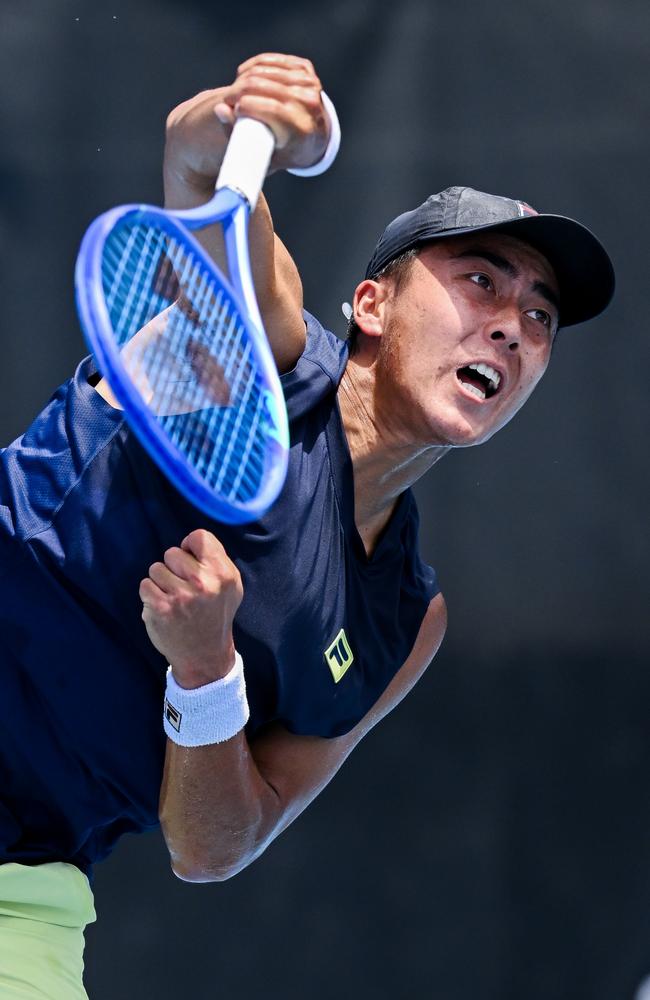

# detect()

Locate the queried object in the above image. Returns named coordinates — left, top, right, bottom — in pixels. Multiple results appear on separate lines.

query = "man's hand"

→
left=157, top=52, right=317, bottom=376
left=164, top=52, right=331, bottom=204
left=139, top=529, right=243, bottom=688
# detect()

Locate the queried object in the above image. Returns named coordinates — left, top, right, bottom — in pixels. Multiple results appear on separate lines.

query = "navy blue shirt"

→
left=0, top=312, right=439, bottom=873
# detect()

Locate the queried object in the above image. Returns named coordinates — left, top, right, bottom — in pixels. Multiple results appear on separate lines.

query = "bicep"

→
left=249, top=592, right=447, bottom=838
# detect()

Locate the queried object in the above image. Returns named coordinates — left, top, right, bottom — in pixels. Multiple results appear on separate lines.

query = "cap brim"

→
left=411, top=214, right=615, bottom=327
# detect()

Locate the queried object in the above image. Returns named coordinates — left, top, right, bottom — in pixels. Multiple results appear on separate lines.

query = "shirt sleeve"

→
left=0, top=356, right=126, bottom=541
left=0, top=355, right=186, bottom=643
left=280, top=310, right=349, bottom=422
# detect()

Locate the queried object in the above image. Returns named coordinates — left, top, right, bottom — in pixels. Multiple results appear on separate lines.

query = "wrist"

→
left=287, top=91, right=341, bottom=178
left=169, top=645, right=237, bottom=690
left=162, top=154, right=220, bottom=210
left=164, top=651, right=249, bottom=747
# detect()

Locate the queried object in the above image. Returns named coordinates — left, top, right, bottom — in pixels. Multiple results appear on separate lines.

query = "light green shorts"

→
left=0, top=861, right=96, bottom=999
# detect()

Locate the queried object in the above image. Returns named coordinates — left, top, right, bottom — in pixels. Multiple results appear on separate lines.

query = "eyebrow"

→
left=452, top=248, right=560, bottom=314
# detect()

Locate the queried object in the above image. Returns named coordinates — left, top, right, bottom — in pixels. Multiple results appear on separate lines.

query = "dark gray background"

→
left=1, top=1, right=649, bottom=997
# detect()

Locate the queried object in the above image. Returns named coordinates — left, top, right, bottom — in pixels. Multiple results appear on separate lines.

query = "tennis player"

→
left=0, top=53, right=614, bottom=998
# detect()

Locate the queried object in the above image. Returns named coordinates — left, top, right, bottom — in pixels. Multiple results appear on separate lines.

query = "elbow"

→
left=169, top=851, right=254, bottom=883
left=163, top=821, right=269, bottom=883
left=171, top=861, right=235, bottom=884
left=159, top=782, right=281, bottom=884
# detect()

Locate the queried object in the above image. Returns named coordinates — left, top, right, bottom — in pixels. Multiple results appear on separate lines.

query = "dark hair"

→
left=346, top=248, right=419, bottom=355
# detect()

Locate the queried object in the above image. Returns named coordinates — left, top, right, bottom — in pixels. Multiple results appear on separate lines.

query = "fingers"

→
left=233, top=97, right=308, bottom=150
left=142, top=545, right=205, bottom=598
left=237, top=66, right=321, bottom=92
left=217, top=77, right=321, bottom=128
left=148, top=559, right=189, bottom=595
left=235, top=63, right=321, bottom=90
left=138, top=576, right=168, bottom=608
left=213, top=54, right=323, bottom=140
left=233, top=77, right=321, bottom=110
left=214, top=59, right=320, bottom=111
left=180, top=530, right=243, bottom=602
left=142, top=531, right=237, bottom=588
left=237, top=53, right=318, bottom=81
left=180, top=528, right=227, bottom=563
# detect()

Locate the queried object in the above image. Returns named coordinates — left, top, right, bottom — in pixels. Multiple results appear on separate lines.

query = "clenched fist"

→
left=139, top=529, right=243, bottom=689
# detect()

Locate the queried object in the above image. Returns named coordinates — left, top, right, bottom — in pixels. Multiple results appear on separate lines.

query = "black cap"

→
left=364, top=186, right=615, bottom=327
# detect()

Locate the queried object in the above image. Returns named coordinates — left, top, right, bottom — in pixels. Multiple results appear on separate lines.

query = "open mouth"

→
left=456, top=362, right=502, bottom=401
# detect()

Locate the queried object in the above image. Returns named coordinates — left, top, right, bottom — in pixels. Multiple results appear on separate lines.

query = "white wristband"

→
left=287, top=91, right=341, bottom=177
left=163, top=652, right=249, bottom=747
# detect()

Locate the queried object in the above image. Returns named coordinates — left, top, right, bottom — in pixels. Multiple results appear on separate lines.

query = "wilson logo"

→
left=324, top=629, right=354, bottom=683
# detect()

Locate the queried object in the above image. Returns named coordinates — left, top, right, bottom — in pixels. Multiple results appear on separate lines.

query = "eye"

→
left=526, top=307, right=553, bottom=328
left=468, top=272, right=493, bottom=290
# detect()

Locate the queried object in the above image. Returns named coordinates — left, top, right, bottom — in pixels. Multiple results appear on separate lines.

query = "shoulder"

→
left=279, top=310, right=349, bottom=420
left=390, top=591, right=447, bottom=690
left=414, top=592, right=448, bottom=659
left=347, top=592, right=447, bottom=743
left=282, top=310, right=348, bottom=382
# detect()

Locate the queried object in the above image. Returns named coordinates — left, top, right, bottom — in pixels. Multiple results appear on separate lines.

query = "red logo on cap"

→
left=516, top=201, right=539, bottom=217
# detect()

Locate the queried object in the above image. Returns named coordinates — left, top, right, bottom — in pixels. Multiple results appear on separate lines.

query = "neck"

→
left=337, top=356, right=450, bottom=554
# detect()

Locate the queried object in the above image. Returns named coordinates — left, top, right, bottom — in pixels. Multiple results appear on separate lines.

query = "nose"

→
left=489, top=327, right=519, bottom=353
left=483, top=301, right=523, bottom=352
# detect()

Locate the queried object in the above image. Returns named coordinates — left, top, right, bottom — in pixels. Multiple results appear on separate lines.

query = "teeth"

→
left=469, top=362, right=501, bottom=392
left=463, top=382, right=486, bottom=400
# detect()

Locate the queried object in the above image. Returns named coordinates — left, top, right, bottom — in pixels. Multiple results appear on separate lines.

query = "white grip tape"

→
left=163, top=652, right=249, bottom=747
left=287, top=92, right=341, bottom=177
left=216, top=118, right=275, bottom=209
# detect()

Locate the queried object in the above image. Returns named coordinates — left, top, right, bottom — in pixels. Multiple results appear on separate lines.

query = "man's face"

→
left=371, top=232, right=561, bottom=448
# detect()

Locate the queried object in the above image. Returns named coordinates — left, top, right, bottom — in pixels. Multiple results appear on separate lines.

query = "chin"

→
left=447, top=428, right=492, bottom=448
left=429, top=391, right=523, bottom=447
left=452, top=427, right=498, bottom=448
left=426, top=409, right=496, bottom=448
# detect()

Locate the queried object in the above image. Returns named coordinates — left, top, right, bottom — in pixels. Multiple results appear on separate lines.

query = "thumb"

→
left=214, top=102, right=235, bottom=128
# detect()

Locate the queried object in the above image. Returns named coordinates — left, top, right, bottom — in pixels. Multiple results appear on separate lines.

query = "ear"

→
left=352, top=280, right=391, bottom=338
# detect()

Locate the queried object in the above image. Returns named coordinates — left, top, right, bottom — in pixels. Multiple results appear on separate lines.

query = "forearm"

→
left=159, top=732, right=283, bottom=882
left=163, top=101, right=304, bottom=370
left=163, top=143, right=284, bottom=313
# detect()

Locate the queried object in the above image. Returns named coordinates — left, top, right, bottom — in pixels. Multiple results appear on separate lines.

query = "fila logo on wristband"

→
left=164, top=699, right=182, bottom=732
left=163, top=654, right=249, bottom=747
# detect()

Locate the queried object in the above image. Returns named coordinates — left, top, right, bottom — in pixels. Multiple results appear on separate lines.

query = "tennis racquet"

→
left=75, top=117, right=289, bottom=524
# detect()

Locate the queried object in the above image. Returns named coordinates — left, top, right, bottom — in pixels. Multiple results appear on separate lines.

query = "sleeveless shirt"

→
left=0, top=311, right=439, bottom=872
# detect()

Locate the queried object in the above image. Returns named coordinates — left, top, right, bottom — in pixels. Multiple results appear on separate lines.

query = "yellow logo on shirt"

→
left=324, top=628, right=354, bottom=683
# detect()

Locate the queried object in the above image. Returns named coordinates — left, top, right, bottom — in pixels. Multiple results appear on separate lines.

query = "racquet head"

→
left=75, top=120, right=289, bottom=524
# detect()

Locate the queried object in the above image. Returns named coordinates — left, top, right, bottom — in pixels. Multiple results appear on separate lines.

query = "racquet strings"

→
left=101, top=216, right=270, bottom=504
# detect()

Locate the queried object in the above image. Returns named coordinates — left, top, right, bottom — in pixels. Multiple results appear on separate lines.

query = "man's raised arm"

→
left=162, top=53, right=334, bottom=374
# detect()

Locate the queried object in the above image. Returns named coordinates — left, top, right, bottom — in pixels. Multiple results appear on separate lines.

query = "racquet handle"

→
left=216, top=117, right=275, bottom=210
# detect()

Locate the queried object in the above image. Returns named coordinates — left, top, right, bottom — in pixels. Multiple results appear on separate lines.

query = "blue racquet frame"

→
left=74, top=119, right=289, bottom=524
